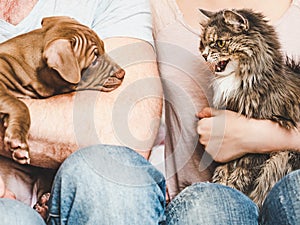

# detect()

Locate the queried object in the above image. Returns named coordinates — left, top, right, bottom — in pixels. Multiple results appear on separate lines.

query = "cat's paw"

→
left=34, top=192, right=51, bottom=220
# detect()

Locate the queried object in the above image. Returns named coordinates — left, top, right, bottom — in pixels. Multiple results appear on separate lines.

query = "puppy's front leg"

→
left=0, top=83, right=30, bottom=164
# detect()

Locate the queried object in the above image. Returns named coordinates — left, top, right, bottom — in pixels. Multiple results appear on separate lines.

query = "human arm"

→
left=0, top=37, right=163, bottom=169
left=197, top=107, right=300, bottom=163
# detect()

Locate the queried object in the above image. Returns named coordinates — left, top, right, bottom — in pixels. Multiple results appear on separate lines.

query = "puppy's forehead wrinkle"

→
left=43, top=22, right=101, bottom=46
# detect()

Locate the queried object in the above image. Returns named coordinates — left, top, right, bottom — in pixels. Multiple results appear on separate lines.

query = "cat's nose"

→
left=202, top=54, right=208, bottom=61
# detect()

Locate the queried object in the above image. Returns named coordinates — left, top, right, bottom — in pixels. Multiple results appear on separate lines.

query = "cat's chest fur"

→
left=199, top=8, right=300, bottom=124
left=212, top=73, right=241, bottom=108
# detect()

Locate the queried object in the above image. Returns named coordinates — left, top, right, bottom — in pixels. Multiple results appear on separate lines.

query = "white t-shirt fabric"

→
left=0, top=0, right=153, bottom=45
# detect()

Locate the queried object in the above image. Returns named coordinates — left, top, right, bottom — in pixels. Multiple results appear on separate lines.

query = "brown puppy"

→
left=0, top=16, right=125, bottom=164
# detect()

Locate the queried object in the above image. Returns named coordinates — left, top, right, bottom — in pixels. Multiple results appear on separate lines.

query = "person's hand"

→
left=197, top=107, right=249, bottom=162
left=196, top=107, right=297, bottom=163
left=0, top=175, right=16, bottom=199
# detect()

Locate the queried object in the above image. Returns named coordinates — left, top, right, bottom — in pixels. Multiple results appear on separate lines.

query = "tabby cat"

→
left=199, top=8, right=300, bottom=208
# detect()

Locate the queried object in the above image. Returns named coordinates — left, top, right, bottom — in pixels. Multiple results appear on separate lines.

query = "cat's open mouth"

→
left=215, top=59, right=230, bottom=72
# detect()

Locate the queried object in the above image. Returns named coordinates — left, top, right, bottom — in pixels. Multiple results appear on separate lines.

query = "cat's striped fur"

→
left=199, top=8, right=300, bottom=208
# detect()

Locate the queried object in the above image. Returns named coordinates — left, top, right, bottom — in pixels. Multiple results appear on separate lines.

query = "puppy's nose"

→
left=114, top=69, right=125, bottom=79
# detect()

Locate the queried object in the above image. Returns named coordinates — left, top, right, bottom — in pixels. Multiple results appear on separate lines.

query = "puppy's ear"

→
left=43, top=39, right=81, bottom=84
left=41, top=17, right=51, bottom=26
left=41, top=16, right=75, bottom=27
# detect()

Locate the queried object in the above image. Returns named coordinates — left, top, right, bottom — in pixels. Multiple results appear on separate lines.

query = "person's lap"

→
left=46, top=144, right=166, bottom=225
left=165, top=182, right=259, bottom=225
left=0, top=144, right=166, bottom=225
left=1, top=144, right=299, bottom=225
left=166, top=169, right=300, bottom=225
left=0, top=198, right=46, bottom=225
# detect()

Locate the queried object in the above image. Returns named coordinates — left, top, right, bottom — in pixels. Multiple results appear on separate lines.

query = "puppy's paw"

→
left=4, top=130, right=30, bottom=164
left=34, top=192, right=51, bottom=220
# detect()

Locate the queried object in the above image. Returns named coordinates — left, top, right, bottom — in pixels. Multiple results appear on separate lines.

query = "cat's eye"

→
left=216, top=40, right=225, bottom=48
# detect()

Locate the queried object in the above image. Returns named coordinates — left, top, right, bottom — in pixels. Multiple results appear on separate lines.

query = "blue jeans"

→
left=0, top=145, right=299, bottom=225
left=0, top=145, right=166, bottom=225
left=166, top=170, right=300, bottom=225
left=0, top=198, right=46, bottom=225
left=47, top=145, right=166, bottom=224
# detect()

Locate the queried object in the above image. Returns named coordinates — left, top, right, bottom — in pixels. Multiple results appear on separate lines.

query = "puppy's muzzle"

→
left=79, top=53, right=125, bottom=92
left=114, top=68, right=125, bottom=79
left=101, top=67, right=125, bottom=92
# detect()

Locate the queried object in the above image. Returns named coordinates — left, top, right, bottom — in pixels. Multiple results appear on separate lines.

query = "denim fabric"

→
left=165, top=182, right=259, bottom=225
left=0, top=198, right=46, bottom=225
left=1, top=146, right=299, bottom=225
left=260, top=170, right=300, bottom=225
left=46, top=144, right=166, bottom=225
left=165, top=170, right=300, bottom=225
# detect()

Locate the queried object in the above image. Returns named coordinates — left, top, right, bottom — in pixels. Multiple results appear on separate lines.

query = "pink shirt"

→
left=151, top=0, right=300, bottom=200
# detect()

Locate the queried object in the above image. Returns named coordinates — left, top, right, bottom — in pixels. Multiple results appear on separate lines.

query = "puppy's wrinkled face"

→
left=80, top=53, right=125, bottom=92
left=42, top=16, right=125, bottom=90
left=42, top=16, right=105, bottom=70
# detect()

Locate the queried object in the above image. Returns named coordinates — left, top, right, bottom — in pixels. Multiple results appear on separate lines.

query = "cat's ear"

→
left=199, top=9, right=215, bottom=18
left=223, top=9, right=249, bottom=32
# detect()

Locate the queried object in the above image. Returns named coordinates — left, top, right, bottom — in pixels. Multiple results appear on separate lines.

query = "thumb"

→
left=197, top=107, right=219, bottom=118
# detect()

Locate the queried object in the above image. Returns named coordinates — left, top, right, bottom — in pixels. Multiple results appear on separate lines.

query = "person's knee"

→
left=166, top=183, right=258, bottom=225
left=0, top=199, right=45, bottom=225
left=263, top=169, right=300, bottom=207
left=49, top=145, right=166, bottom=224
left=261, top=170, right=300, bottom=225
left=57, top=144, right=165, bottom=188
left=273, top=169, right=300, bottom=191
left=168, top=182, right=257, bottom=210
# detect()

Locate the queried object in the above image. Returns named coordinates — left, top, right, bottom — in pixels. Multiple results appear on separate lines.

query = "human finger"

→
left=197, top=107, right=220, bottom=118
left=197, top=118, right=211, bottom=146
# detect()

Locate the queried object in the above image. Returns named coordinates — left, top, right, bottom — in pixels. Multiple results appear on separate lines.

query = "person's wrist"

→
left=239, top=118, right=274, bottom=154
left=286, top=125, right=300, bottom=152
left=245, top=118, right=298, bottom=154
